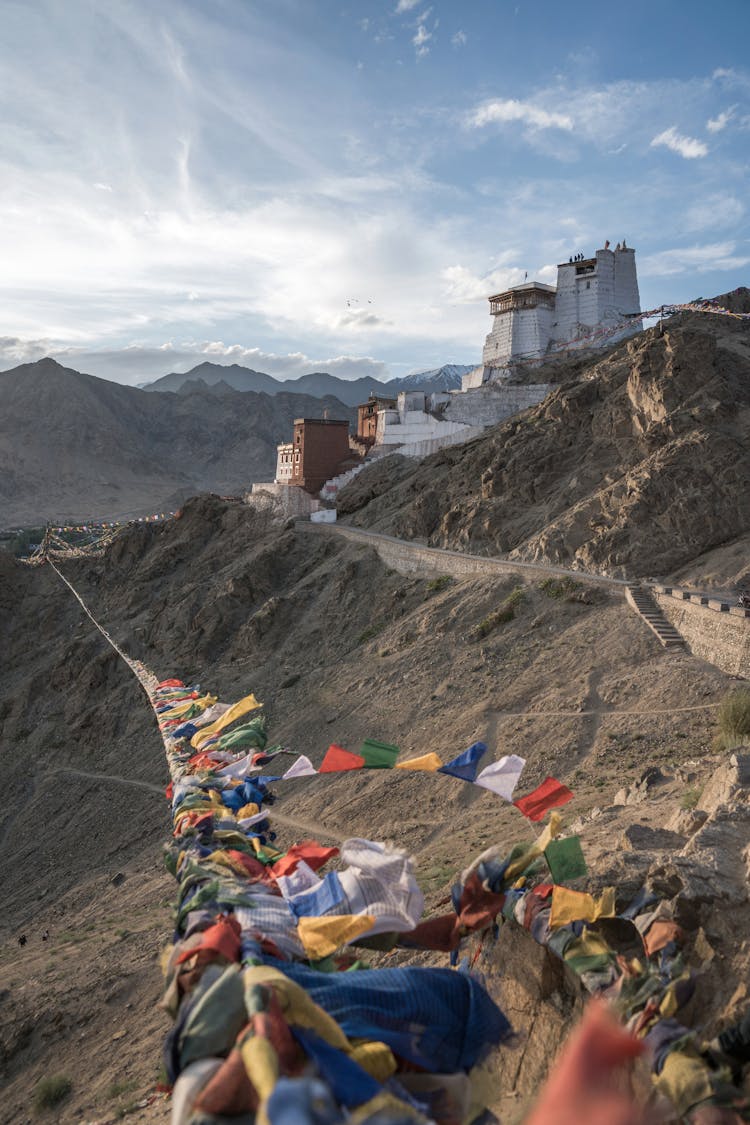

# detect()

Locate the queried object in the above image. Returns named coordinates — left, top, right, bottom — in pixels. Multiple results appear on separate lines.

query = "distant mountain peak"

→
left=391, top=364, right=475, bottom=392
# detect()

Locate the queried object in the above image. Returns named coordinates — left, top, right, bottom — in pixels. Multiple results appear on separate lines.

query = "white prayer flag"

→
left=474, top=755, right=526, bottom=800
left=282, top=755, right=318, bottom=779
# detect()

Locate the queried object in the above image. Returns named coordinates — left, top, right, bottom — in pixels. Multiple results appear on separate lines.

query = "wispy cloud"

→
left=468, top=98, right=574, bottom=131
left=451, top=30, right=467, bottom=48
left=413, top=22, right=431, bottom=58
left=639, top=241, right=749, bottom=277
left=336, top=309, right=387, bottom=329
left=650, top=126, right=708, bottom=159
left=684, top=194, right=744, bottom=232
left=707, top=106, right=736, bottom=133
left=441, top=264, right=527, bottom=302
left=395, top=0, right=420, bottom=11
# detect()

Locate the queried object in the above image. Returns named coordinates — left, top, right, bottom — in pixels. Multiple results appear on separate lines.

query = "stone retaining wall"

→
left=394, top=426, right=487, bottom=459
left=443, top=383, right=553, bottom=427
left=247, top=483, right=320, bottom=517
left=655, top=593, right=750, bottom=678
left=305, top=524, right=626, bottom=591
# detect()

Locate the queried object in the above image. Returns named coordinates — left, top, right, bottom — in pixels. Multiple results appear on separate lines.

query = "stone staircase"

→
left=319, top=461, right=369, bottom=501
left=626, top=585, right=685, bottom=649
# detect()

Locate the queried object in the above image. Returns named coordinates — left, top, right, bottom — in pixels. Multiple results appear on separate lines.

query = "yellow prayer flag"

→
left=297, top=914, right=376, bottom=959
left=162, top=700, right=197, bottom=719
left=595, top=886, right=616, bottom=920
left=207, top=851, right=252, bottom=877
left=550, top=887, right=595, bottom=929
left=549, top=885, right=616, bottom=929
left=655, top=1050, right=713, bottom=1117
left=505, top=812, right=562, bottom=881
left=243, top=965, right=350, bottom=1049
left=562, top=931, right=612, bottom=962
left=240, top=1034, right=279, bottom=1103
left=236, top=802, right=260, bottom=819
left=395, top=752, right=442, bottom=772
left=349, top=1042, right=397, bottom=1082
left=190, top=693, right=262, bottom=750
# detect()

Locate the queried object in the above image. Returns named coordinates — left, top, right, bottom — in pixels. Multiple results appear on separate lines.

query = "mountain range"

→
left=0, top=358, right=356, bottom=526
left=143, top=362, right=474, bottom=404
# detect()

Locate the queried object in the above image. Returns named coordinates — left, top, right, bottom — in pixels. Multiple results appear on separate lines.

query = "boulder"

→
left=666, top=808, right=708, bottom=836
left=699, top=754, right=750, bottom=815
left=620, top=824, right=686, bottom=852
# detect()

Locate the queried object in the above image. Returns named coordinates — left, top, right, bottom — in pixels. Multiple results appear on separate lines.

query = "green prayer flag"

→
left=545, top=835, right=587, bottom=882
left=359, top=738, right=399, bottom=768
left=563, top=952, right=615, bottom=975
left=216, top=715, right=268, bottom=751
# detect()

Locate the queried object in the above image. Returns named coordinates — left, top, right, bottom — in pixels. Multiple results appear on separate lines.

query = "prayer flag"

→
left=437, top=741, right=487, bottom=782
left=276, top=861, right=322, bottom=900
left=358, top=738, right=399, bottom=769
left=216, top=754, right=263, bottom=779
left=474, top=755, right=526, bottom=800
left=215, top=717, right=268, bottom=751
left=514, top=777, right=573, bottom=821
left=190, top=694, right=262, bottom=750
left=544, top=836, right=587, bottom=882
left=282, top=755, right=318, bottom=779
left=549, top=886, right=615, bottom=929
left=395, top=752, right=442, bottom=772
left=319, top=744, right=365, bottom=773
left=297, top=914, right=376, bottom=958
left=643, top=920, right=683, bottom=957
left=272, top=842, right=339, bottom=878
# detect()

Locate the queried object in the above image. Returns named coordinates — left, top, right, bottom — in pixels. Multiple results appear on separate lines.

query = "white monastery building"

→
left=465, top=242, right=641, bottom=387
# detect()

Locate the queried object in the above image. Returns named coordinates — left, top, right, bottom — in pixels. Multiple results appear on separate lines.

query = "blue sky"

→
left=1, top=0, right=749, bottom=384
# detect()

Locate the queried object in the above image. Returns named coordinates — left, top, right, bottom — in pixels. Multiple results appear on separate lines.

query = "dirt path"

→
left=46, top=766, right=164, bottom=794
left=496, top=701, right=720, bottom=717
left=272, top=808, right=345, bottom=845
left=45, top=767, right=346, bottom=844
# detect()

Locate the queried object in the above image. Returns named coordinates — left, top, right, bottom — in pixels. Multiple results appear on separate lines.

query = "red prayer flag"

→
left=399, top=914, right=460, bottom=952
left=271, top=841, right=340, bottom=878
left=513, top=777, right=573, bottom=821
left=176, top=914, right=241, bottom=964
left=457, top=872, right=506, bottom=931
left=319, top=743, right=365, bottom=773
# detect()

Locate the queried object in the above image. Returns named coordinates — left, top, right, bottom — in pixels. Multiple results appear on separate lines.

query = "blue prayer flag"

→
left=437, top=741, right=487, bottom=782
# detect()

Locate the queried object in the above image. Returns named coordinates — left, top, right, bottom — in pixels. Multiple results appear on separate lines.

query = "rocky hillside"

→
left=0, top=358, right=355, bottom=525
left=2, top=497, right=749, bottom=1121
left=339, top=312, right=750, bottom=579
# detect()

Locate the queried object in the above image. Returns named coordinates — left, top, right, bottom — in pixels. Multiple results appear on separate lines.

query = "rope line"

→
left=46, top=557, right=159, bottom=700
